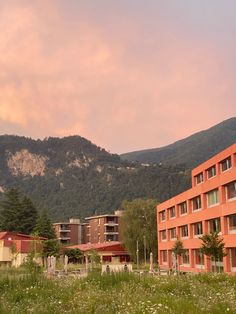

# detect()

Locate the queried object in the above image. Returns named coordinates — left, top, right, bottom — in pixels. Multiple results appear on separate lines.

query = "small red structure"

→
left=0, top=232, right=45, bottom=267
left=66, top=241, right=130, bottom=263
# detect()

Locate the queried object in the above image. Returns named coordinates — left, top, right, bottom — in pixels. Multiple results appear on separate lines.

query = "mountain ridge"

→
left=120, top=117, right=236, bottom=167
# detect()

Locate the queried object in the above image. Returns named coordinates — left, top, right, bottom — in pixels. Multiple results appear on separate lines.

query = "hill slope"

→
left=0, top=135, right=190, bottom=221
left=121, top=117, right=236, bottom=168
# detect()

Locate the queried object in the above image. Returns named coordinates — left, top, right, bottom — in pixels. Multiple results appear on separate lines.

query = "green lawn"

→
left=0, top=271, right=236, bottom=313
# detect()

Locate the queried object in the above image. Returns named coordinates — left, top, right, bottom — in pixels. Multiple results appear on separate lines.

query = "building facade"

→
left=0, top=232, right=45, bottom=267
left=53, top=219, right=86, bottom=245
left=157, top=144, right=236, bottom=274
left=85, top=211, right=123, bottom=243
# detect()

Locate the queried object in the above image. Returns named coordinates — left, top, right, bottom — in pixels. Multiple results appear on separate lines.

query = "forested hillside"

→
left=121, top=117, right=236, bottom=167
left=0, top=135, right=190, bottom=221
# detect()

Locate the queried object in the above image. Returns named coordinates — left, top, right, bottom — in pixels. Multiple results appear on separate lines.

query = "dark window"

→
left=193, top=222, right=203, bottom=235
left=208, top=218, right=221, bottom=233
left=207, top=166, right=216, bottom=179
left=229, top=214, right=236, bottom=232
left=170, top=228, right=176, bottom=239
left=226, top=181, right=236, bottom=200
left=221, top=157, right=232, bottom=172
left=181, top=225, right=188, bottom=237
left=159, top=210, right=166, bottom=222
left=192, top=196, right=201, bottom=211
left=179, top=202, right=187, bottom=215
left=169, top=207, right=176, bottom=218
left=195, top=172, right=203, bottom=184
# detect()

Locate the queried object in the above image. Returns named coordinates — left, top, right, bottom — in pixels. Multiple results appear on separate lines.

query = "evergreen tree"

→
left=18, top=197, right=38, bottom=234
left=34, top=209, right=56, bottom=239
left=0, top=188, right=23, bottom=232
left=0, top=188, right=38, bottom=234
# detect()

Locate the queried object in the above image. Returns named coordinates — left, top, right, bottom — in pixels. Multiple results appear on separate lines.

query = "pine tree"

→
left=0, top=188, right=38, bottom=234
left=34, top=209, right=56, bottom=239
left=18, top=197, right=38, bottom=234
left=0, top=188, right=22, bottom=232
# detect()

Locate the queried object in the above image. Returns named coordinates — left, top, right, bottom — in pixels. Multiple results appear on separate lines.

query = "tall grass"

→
left=0, top=270, right=235, bottom=313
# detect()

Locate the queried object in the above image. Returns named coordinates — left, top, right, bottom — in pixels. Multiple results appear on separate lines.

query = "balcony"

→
left=59, top=229, right=70, bottom=232
left=104, top=221, right=118, bottom=226
left=59, top=237, right=71, bottom=240
left=104, top=232, right=119, bottom=235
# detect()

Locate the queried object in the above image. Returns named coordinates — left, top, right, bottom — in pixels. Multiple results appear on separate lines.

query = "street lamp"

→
left=136, top=240, right=139, bottom=269
left=143, top=235, right=147, bottom=265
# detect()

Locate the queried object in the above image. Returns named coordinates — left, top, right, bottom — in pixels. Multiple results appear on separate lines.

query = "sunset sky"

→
left=0, top=0, right=235, bottom=153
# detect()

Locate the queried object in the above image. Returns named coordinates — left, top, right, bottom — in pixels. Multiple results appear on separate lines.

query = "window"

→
left=208, top=218, right=221, bottom=233
left=161, top=250, right=167, bottom=263
left=194, top=249, right=204, bottom=266
left=159, top=210, right=166, bottom=222
left=226, top=181, right=236, bottom=200
left=195, top=172, right=203, bottom=184
left=229, top=214, right=236, bottom=234
left=193, top=222, right=203, bottom=236
left=182, top=250, right=190, bottom=265
left=180, top=225, right=188, bottom=238
left=170, top=228, right=177, bottom=240
left=192, top=196, right=202, bottom=211
left=207, top=189, right=219, bottom=207
left=207, top=166, right=216, bottom=179
left=160, top=230, right=167, bottom=241
left=179, top=202, right=187, bottom=215
left=169, top=206, right=176, bottom=219
left=230, top=248, right=236, bottom=269
left=221, top=157, right=232, bottom=172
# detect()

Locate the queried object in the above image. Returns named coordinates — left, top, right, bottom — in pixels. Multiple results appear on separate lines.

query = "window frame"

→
left=206, top=189, right=219, bottom=208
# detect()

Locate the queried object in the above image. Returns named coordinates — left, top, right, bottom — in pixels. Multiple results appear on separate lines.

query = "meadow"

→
left=0, top=269, right=236, bottom=314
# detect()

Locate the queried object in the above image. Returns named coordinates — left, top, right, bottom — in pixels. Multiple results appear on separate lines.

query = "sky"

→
left=0, top=0, right=235, bottom=154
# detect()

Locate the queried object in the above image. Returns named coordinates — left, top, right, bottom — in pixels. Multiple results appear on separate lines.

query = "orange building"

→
left=157, top=143, right=236, bottom=274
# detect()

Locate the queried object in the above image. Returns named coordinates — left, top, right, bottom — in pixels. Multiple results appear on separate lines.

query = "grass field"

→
left=0, top=270, right=236, bottom=313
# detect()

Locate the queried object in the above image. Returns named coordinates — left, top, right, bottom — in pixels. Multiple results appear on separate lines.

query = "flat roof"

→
left=85, top=214, right=118, bottom=220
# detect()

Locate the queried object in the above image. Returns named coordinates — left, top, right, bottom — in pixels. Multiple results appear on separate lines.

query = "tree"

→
left=0, top=188, right=37, bottom=234
left=200, top=232, right=227, bottom=272
left=42, top=239, right=60, bottom=258
left=34, top=209, right=56, bottom=239
left=18, top=197, right=38, bottom=234
left=0, top=188, right=22, bottom=232
left=171, top=237, right=185, bottom=274
left=120, top=199, right=157, bottom=262
left=64, top=248, right=83, bottom=263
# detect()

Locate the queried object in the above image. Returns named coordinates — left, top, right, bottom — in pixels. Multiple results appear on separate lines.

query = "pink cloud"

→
left=0, top=1, right=235, bottom=153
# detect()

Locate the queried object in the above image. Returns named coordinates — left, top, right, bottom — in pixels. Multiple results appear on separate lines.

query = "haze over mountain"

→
left=121, top=118, right=236, bottom=168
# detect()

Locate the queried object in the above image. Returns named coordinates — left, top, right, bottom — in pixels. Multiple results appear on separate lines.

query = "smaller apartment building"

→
left=157, top=143, right=236, bottom=274
left=85, top=211, right=123, bottom=243
left=53, top=219, right=87, bottom=245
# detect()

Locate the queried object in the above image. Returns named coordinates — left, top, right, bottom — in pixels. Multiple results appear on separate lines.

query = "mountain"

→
left=121, top=117, right=236, bottom=168
left=0, top=135, right=190, bottom=221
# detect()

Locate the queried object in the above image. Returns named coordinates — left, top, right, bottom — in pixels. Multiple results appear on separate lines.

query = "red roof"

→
left=0, top=231, right=46, bottom=240
left=65, top=241, right=128, bottom=253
